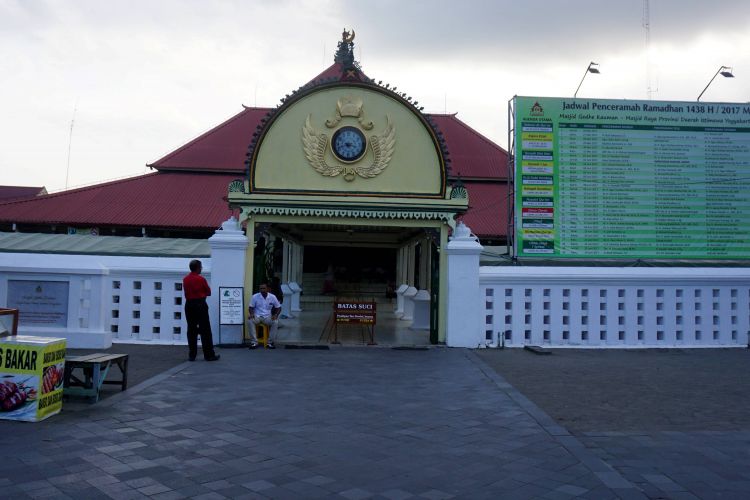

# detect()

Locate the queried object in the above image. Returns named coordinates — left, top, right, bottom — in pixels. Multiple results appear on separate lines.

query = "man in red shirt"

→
left=183, top=259, right=220, bottom=361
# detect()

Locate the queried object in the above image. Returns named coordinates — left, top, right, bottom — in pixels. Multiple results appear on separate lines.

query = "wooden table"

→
left=63, top=353, right=129, bottom=403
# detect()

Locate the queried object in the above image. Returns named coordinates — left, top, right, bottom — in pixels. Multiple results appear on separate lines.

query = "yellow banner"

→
left=521, top=132, right=553, bottom=141
left=0, top=337, right=65, bottom=422
left=522, top=229, right=555, bottom=240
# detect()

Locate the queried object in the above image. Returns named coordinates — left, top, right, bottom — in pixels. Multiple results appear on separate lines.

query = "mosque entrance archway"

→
left=246, top=218, right=446, bottom=346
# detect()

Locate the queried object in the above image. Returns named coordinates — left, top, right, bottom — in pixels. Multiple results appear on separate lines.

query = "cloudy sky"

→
left=2, top=0, right=749, bottom=191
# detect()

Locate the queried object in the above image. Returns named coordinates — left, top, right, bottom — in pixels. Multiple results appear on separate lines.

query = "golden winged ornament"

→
left=302, top=115, right=342, bottom=177
left=302, top=114, right=396, bottom=181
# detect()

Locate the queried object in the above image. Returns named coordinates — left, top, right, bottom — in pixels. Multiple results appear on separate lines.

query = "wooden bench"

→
left=63, top=353, right=129, bottom=402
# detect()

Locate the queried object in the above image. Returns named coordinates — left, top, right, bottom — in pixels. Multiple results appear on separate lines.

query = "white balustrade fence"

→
left=105, top=271, right=194, bottom=343
left=480, top=267, right=750, bottom=348
left=0, top=252, right=204, bottom=348
left=4, top=221, right=750, bottom=350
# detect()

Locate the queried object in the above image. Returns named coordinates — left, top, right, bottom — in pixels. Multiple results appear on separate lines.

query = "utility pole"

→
left=643, top=0, right=653, bottom=99
left=65, top=102, right=77, bottom=190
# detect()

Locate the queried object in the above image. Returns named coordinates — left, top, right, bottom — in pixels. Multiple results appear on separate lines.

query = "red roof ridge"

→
left=0, top=185, right=46, bottom=190
left=241, top=105, right=272, bottom=111
left=432, top=113, right=507, bottom=155
left=0, top=172, right=160, bottom=207
left=148, top=107, right=262, bottom=169
left=0, top=185, right=47, bottom=202
left=305, top=62, right=370, bottom=86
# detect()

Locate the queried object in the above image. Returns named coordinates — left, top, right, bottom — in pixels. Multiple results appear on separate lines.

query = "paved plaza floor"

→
left=0, top=344, right=748, bottom=499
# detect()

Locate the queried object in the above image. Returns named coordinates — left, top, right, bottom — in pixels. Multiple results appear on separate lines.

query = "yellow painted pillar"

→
left=243, top=215, right=256, bottom=342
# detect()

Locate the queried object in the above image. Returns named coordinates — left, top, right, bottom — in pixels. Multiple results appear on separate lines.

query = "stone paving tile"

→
left=26, top=487, right=67, bottom=499
left=380, top=488, right=414, bottom=499
left=150, top=491, right=187, bottom=500
left=137, top=483, right=173, bottom=496
left=340, top=487, right=375, bottom=499
left=190, top=493, right=228, bottom=500
left=577, top=429, right=750, bottom=498
left=242, top=479, right=275, bottom=492
left=2, top=348, right=642, bottom=499
left=57, top=485, right=112, bottom=499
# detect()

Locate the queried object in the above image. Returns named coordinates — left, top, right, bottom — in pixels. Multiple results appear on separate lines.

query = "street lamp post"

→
left=574, top=62, right=600, bottom=98
left=697, top=66, right=734, bottom=101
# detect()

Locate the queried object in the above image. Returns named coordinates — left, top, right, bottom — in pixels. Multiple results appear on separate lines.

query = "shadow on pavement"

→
left=65, top=343, right=188, bottom=403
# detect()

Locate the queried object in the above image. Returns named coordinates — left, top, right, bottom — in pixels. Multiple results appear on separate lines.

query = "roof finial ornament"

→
left=334, top=28, right=360, bottom=79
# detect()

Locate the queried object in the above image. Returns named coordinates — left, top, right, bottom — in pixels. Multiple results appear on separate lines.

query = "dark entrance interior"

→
left=303, top=246, right=397, bottom=298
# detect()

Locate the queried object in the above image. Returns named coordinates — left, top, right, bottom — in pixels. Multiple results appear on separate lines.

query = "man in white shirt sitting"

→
left=248, top=283, right=282, bottom=349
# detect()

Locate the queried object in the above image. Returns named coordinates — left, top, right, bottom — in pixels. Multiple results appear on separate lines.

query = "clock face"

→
left=331, top=126, right=367, bottom=162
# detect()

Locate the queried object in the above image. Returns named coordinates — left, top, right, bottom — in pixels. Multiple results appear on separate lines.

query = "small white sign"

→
left=219, top=287, right=244, bottom=325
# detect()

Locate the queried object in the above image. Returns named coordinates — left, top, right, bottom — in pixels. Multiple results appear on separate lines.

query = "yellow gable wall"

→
left=252, top=85, right=444, bottom=196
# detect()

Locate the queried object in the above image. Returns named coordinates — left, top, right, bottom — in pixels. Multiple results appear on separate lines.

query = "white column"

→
left=297, top=244, right=304, bottom=284
left=281, top=240, right=292, bottom=283
left=208, top=217, right=249, bottom=345
left=406, top=243, right=417, bottom=285
left=395, top=247, right=403, bottom=285
left=399, top=247, right=404, bottom=283
left=292, top=239, right=298, bottom=282
left=289, top=243, right=302, bottom=312
left=420, top=238, right=430, bottom=290
left=445, top=222, right=483, bottom=348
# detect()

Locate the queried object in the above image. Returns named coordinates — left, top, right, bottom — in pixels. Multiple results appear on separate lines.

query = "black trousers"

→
left=185, top=298, right=216, bottom=359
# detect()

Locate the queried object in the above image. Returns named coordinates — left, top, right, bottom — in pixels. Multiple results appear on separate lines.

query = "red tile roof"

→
left=0, top=172, right=236, bottom=230
left=429, top=114, right=509, bottom=179
left=461, top=182, right=510, bottom=238
left=149, top=107, right=268, bottom=173
left=0, top=186, right=46, bottom=202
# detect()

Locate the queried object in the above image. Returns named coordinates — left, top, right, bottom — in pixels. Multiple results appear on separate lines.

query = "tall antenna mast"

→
left=643, top=0, right=652, bottom=99
left=64, top=102, right=78, bottom=189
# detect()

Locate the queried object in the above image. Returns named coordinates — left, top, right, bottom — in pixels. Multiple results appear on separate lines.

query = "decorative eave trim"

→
left=227, top=183, right=469, bottom=214
left=240, top=206, right=456, bottom=223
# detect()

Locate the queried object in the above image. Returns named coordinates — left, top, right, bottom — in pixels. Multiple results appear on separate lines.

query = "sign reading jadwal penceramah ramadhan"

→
left=514, top=96, right=750, bottom=259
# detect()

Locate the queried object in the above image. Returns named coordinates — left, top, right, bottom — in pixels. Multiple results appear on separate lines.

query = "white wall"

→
left=479, top=266, right=750, bottom=348
left=4, top=228, right=748, bottom=350
left=0, top=252, right=203, bottom=348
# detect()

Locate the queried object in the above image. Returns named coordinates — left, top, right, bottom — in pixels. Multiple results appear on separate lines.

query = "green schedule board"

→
left=513, top=96, right=750, bottom=259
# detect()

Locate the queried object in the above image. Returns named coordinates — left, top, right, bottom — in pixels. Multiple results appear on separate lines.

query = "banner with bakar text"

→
left=0, top=336, right=66, bottom=422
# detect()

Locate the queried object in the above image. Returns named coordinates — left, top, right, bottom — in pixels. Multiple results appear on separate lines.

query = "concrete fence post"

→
left=445, top=222, right=483, bottom=347
left=208, top=217, right=249, bottom=345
